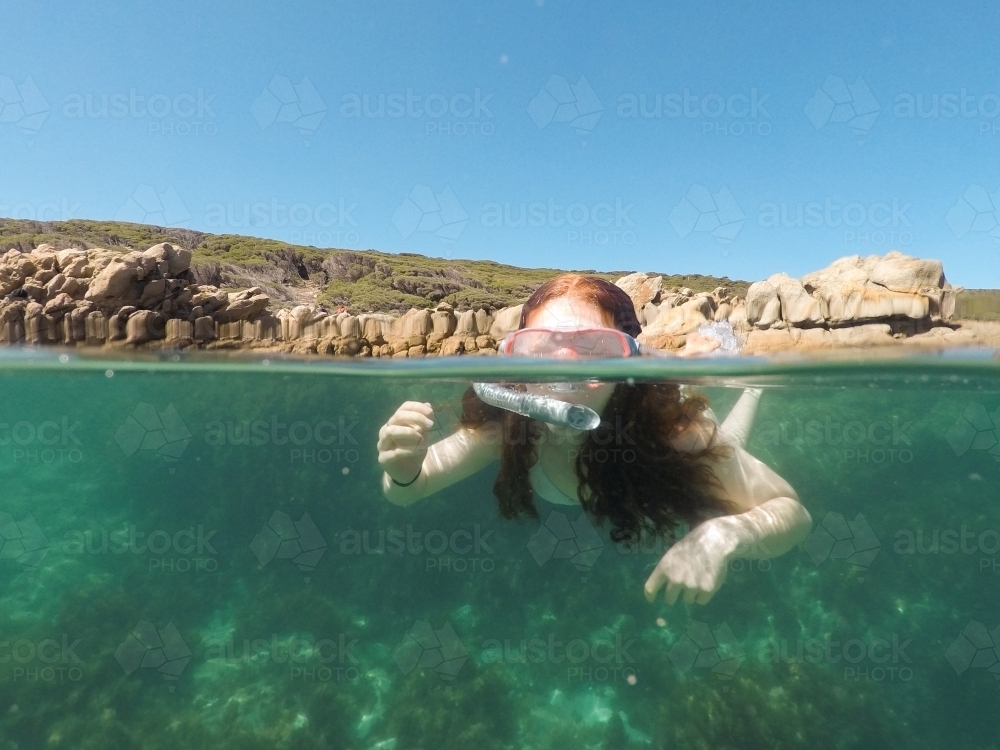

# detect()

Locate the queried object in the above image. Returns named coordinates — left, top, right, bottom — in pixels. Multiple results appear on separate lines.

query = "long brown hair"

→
left=461, top=274, right=732, bottom=545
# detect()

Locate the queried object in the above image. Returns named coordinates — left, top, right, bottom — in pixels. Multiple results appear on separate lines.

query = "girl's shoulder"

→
left=667, top=412, right=717, bottom=454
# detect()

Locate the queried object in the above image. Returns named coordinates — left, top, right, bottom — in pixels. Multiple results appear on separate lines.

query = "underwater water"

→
left=0, top=350, right=999, bottom=750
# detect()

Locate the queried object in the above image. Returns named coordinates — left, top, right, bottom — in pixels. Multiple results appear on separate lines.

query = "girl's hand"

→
left=644, top=518, right=738, bottom=605
left=377, top=401, right=434, bottom=484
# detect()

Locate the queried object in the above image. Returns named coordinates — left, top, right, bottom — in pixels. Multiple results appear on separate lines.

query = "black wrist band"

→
left=391, top=468, right=421, bottom=487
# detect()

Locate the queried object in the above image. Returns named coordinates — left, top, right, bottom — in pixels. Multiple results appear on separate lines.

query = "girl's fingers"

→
left=695, top=589, right=715, bottom=606
left=378, top=425, right=427, bottom=450
left=387, top=410, right=435, bottom=432
left=663, top=580, right=683, bottom=606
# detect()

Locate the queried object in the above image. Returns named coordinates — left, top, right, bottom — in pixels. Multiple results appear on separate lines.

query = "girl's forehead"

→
left=527, top=296, right=613, bottom=328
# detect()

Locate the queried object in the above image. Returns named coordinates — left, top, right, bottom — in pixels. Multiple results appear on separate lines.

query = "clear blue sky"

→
left=2, top=0, right=1000, bottom=287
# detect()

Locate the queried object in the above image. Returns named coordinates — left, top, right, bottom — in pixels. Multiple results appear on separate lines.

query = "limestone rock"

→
left=746, top=280, right=782, bottom=328
left=769, top=272, right=824, bottom=327
left=126, top=310, right=166, bottom=344
left=0, top=251, right=37, bottom=295
left=85, top=311, right=106, bottom=344
left=489, top=304, right=523, bottom=340
left=215, top=293, right=269, bottom=323
left=430, top=310, right=457, bottom=337
left=455, top=310, right=478, bottom=336
left=866, top=251, right=943, bottom=294
left=615, top=272, right=662, bottom=312
left=146, top=242, right=192, bottom=277
left=84, top=258, right=141, bottom=305
left=43, top=293, right=76, bottom=316
left=638, top=297, right=712, bottom=347
left=194, top=316, right=217, bottom=341
left=166, top=318, right=193, bottom=344
left=475, top=309, right=491, bottom=335
left=390, top=308, right=432, bottom=338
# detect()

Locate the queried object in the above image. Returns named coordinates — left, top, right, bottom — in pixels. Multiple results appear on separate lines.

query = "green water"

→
left=1, top=350, right=999, bottom=749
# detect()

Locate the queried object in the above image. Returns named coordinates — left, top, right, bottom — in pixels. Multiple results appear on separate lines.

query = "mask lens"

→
left=506, top=329, right=632, bottom=358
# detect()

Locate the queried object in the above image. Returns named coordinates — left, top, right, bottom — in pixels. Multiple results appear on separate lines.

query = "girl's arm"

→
left=649, top=388, right=812, bottom=605
left=378, top=401, right=498, bottom=507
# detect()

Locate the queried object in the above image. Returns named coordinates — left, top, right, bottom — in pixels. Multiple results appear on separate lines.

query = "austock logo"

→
left=114, top=186, right=192, bottom=228
left=527, top=510, right=604, bottom=581
left=669, top=185, right=745, bottom=243
left=392, top=184, right=468, bottom=242
left=392, top=620, right=468, bottom=681
left=802, top=511, right=881, bottom=581
left=250, top=511, right=327, bottom=583
left=668, top=620, right=744, bottom=691
left=115, top=621, right=191, bottom=689
left=946, top=189, right=1000, bottom=243
left=946, top=403, right=1000, bottom=462
left=804, top=75, right=880, bottom=142
left=528, top=74, right=604, bottom=144
left=0, top=511, right=50, bottom=574
left=251, top=75, right=327, bottom=144
left=115, top=403, right=192, bottom=462
left=0, top=74, right=49, bottom=142
left=946, top=621, right=1000, bottom=686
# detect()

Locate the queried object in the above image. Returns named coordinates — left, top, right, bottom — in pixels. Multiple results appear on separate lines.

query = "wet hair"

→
left=461, top=274, right=732, bottom=545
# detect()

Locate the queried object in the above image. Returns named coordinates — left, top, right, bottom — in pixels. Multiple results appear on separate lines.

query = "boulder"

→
left=85, top=311, right=106, bottom=344
left=84, top=258, right=140, bottom=305
left=728, top=300, right=750, bottom=332
left=475, top=309, right=491, bottom=335
left=194, top=316, right=217, bottom=341
left=801, top=253, right=944, bottom=323
left=455, top=310, right=478, bottom=336
left=390, top=308, right=432, bottom=338
left=638, top=297, right=712, bottom=347
left=191, top=288, right=229, bottom=313
left=146, top=242, right=192, bottom=276
left=768, top=272, right=824, bottom=326
left=866, top=251, right=943, bottom=294
left=43, top=293, right=76, bottom=316
left=0, top=251, right=36, bottom=295
left=641, top=302, right=660, bottom=326
left=215, top=293, right=269, bottom=323
left=126, top=310, right=166, bottom=344
left=430, top=310, right=457, bottom=337
left=57, top=250, right=90, bottom=278
left=489, top=304, right=523, bottom=340
left=746, top=280, right=782, bottom=327
left=615, top=272, right=662, bottom=312
left=340, top=315, right=361, bottom=339
left=22, top=279, right=45, bottom=302
left=166, top=318, right=193, bottom=344
left=139, top=278, right=167, bottom=307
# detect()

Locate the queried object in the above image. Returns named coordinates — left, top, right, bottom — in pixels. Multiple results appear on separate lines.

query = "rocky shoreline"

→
left=0, top=243, right=996, bottom=356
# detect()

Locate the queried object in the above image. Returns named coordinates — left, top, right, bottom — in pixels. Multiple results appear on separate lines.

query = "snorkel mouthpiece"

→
left=472, top=382, right=601, bottom=431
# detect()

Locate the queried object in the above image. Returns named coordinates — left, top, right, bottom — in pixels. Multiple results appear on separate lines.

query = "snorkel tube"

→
left=472, top=382, right=601, bottom=431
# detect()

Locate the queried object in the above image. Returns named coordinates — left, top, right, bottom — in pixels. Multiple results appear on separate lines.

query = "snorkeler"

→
left=377, top=274, right=812, bottom=606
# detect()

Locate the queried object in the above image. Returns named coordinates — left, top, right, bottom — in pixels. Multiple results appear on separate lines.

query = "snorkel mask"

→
left=473, top=327, right=662, bottom=432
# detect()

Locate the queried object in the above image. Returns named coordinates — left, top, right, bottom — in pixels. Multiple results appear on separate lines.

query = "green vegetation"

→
left=954, top=289, right=1000, bottom=320
left=0, top=218, right=749, bottom=312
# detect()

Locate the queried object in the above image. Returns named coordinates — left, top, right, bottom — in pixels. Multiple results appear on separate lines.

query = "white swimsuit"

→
left=530, top=461, right=579, bottom=505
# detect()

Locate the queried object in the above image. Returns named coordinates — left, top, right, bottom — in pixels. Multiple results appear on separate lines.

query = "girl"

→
left=377, top=274, right=811, bottom=605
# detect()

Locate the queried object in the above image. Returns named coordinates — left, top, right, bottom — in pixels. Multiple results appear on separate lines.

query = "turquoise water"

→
left=1, top=350, right=999, bottom=749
